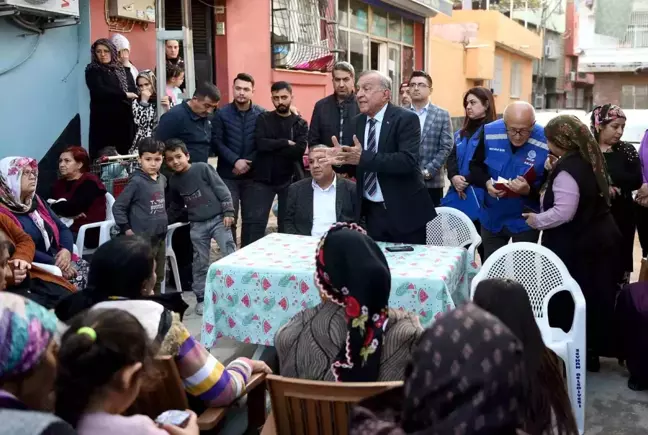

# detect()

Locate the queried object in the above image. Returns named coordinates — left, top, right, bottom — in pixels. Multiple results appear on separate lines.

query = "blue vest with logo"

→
left=441, top=127, right=485, bottom=220
left=480, top=119, right=548, bottom=233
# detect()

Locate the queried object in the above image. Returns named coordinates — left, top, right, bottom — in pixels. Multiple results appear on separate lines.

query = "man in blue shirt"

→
left=469, top=101, right=548, bottom=260
left=155, top=82, right=220, bottom=163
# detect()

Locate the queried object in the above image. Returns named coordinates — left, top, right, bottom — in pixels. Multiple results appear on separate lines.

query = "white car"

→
left=534, top=110, right=589, bottom=128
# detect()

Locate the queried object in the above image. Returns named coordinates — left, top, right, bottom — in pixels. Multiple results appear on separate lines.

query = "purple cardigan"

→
left=640, top=130, right=648, bottom=183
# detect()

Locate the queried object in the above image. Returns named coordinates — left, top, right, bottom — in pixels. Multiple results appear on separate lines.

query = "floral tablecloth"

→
left=201, top=233, right=479, bottom=349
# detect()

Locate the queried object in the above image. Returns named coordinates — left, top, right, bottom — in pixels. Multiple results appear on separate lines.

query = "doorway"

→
left=370, top=40, right=401, bottom=104
left=165, top=0, right=214, bottom=86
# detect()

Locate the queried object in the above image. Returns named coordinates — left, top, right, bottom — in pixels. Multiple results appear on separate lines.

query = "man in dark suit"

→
left=308, top=61, right=359, bottom=147
left=284, top=146, right=357, bottom=237
left=326, top=70, right=436, bottom=244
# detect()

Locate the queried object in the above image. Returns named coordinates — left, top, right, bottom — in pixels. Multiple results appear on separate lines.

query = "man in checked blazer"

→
left=408, top=71, right=454, bottom=206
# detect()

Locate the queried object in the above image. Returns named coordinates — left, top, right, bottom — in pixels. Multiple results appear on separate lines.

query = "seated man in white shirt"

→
left=284, top=145, right=357, bottom=237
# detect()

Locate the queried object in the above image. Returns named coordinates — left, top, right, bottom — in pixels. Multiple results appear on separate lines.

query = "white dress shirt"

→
left=363, top=103, right=388, bottom=202
left=411, top=103, right=431, bottom=132
left=311, top=176, right=337, bottom=238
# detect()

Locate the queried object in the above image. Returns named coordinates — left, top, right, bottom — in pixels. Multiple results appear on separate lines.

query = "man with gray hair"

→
left=308, top=61, right=359, bottom=147
left=326, top=70, right=436, bottom=244
left=468, top=101, right=549, bottom=259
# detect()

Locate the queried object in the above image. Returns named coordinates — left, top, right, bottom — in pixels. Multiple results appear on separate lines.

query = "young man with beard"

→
left=213, top=73, right=265, bottom=247
left=308, top=61, right=359, bottom=148
left=249, top=81, right=308, bottom=243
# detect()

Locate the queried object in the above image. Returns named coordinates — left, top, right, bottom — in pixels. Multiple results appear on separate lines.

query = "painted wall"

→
left=0, top=2, right=90, bottom=160
left=427, top=11, right=539, bottom=117
left=88, top=0, right=157, bottom=69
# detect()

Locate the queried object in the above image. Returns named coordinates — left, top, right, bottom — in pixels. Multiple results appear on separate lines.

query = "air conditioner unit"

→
left=0, top=0, right=79, bottom=17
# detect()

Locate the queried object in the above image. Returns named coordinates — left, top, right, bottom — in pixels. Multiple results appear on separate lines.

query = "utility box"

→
left=109, top=0, right=156, bottom=23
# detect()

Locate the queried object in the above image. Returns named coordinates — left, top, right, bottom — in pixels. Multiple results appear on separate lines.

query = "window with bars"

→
left=620, top=11, right=648, bottom=48
left=622, top=85, right=648, bottom=109
left=271, top=0, right=340, bottom=71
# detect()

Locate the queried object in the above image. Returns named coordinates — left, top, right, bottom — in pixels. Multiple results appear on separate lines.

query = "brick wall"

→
left=593, top=72, right=648, bottom=106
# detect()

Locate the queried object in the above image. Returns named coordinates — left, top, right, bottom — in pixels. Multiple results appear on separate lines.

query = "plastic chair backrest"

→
left=105, top=193, right=115, bottom=221
left=471, top=242, right=571, bottom=319
left=426, top=207, right=478, bottom=249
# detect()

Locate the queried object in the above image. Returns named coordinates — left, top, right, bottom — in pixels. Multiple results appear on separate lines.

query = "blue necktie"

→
left=364, top=118, right=378, bottom=197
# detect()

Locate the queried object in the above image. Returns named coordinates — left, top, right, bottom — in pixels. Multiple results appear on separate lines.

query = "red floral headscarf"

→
left=590, top=104, right=626, bottom=140
left=315, top=222, right=390, bottom=382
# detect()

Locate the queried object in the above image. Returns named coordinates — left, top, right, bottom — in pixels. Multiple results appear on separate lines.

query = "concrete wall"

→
left=593, top=72, right=648, bottom=106
left=0, top=2, right=91, bottom=161
left=89, top=0, right=156, bottom=70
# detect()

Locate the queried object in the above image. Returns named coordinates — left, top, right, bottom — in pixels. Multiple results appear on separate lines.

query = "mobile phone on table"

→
left=386, top=245, right=414, bottom=252
left=155, top=410, right=191, bottom=428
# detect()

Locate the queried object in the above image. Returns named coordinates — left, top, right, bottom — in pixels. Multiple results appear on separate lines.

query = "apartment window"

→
left=621, top=11, right=648, bottom=48
left=338, top=1, right=416, bottom=102
left=510, top=61, right=522, bottom=98
left=271, top=0, right=339, bottom=71
left=492, top=55, right=504, bottom=96
left=622, top=85, right=648, bottom=109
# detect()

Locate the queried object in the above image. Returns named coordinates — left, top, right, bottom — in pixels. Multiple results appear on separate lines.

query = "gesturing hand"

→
left=322, top=136, right=344, bottom=166
left=339, top=135, right=363, bottom=166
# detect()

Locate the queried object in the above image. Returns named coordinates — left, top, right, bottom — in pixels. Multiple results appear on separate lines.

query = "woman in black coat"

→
left=86, top=38, right=138, bottom=158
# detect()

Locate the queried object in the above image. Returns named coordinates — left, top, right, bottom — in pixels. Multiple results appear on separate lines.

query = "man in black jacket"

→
left=327, top=71, right=435, bottom=244
left=308, top=61, right=359, bottom=147
left=250, top=81, right=308, bottom=244
left=213, top=73, right=265, bottom=245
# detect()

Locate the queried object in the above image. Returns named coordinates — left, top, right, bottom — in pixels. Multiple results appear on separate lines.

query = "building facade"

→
left=563, top=0, right=594, bottom=109
left=428, top=10, right=543, bottom=118
left=578, top=0, right=648, bottom=107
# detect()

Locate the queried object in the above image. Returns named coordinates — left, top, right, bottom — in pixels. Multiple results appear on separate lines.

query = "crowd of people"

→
left=1, top=33, right=647, bottom=434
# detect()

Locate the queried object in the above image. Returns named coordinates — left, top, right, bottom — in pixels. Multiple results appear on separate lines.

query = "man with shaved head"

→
left=326, top=70, right=435, bottom=243
left=468, top=101, right=549, bottom=259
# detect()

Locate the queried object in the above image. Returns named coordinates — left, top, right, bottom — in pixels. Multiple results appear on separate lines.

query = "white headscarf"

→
left=110, top=33, right=139, bottom=82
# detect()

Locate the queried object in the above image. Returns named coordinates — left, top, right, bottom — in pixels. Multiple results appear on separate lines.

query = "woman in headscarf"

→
left=86, top=38, right=138, bottom=158
left=474, top=279, right=579, bottom=435
left=590, top=104, right=642, bottom=283
left=110, top=33, right=139, bottom=82
left=130, top=70, right=170, bottom=154
left=275, top=223, right=423, bottom=382
left=0, top=292, right=76, bottom=434
left=522, top=115, right=622, bottom=371
left=0, top=157, right=89, bottom=293
left=350, top=303, right=526, bottom=435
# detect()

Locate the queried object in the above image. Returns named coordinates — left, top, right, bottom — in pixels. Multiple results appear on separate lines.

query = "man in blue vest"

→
left=469, top=101, right=548, bottom=259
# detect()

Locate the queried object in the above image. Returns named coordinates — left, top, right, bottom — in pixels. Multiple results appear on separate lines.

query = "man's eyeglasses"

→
left=505, top=123, right=535, bottom=137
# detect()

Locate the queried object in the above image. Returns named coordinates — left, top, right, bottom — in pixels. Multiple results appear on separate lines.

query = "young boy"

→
left=165, top=139, right=236, bottom=314
left=112, top=138, right=168, bottom=293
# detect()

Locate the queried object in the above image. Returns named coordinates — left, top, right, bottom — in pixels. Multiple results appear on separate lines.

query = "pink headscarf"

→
left=0, top=156, right=61, bottom=250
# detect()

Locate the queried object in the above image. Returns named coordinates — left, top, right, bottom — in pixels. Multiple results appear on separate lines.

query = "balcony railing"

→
left=619, top=11, right=648, bottom=48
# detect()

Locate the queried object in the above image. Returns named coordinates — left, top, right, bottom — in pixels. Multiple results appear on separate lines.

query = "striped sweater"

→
left=93, top=299, right=252, bottom=407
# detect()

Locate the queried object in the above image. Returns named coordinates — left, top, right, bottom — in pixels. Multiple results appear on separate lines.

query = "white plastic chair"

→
left=76, top=193, right=116, bottom=257
left=161, top=222, right=189, bottom=294
left=426, top=207, right=482, bottom=262
left=470, top=242, right=586, bottom=434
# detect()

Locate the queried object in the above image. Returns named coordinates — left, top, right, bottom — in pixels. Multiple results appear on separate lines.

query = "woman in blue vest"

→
left=443, top=87, right=497, bottom=260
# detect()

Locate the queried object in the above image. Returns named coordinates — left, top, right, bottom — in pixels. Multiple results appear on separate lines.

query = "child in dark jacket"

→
left=112, top=138, right=168, bottom=293
left=165, top=139, right=236, bottom=315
